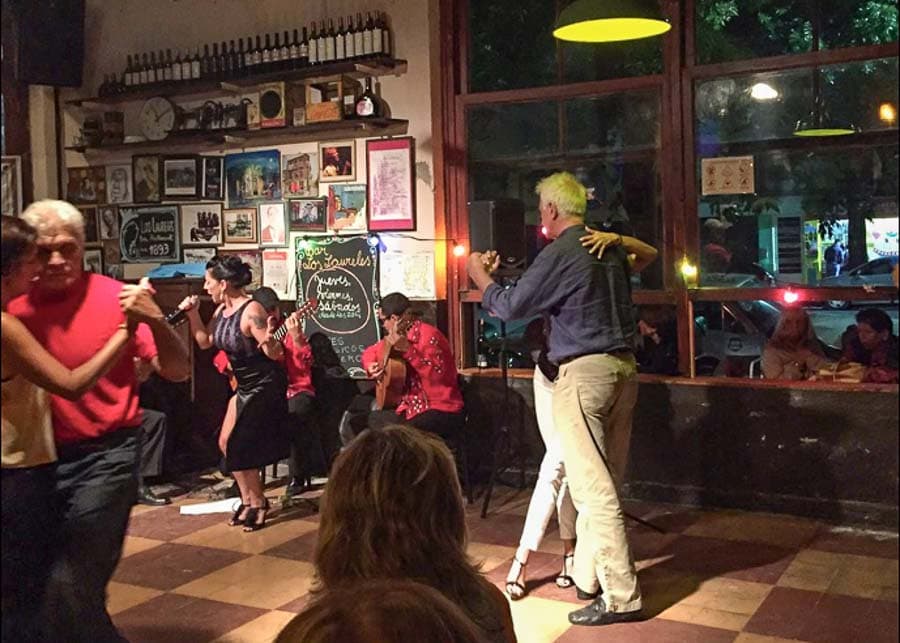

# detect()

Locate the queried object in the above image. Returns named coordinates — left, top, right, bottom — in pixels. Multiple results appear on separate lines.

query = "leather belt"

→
left=557, top=350, right=632, bottom=366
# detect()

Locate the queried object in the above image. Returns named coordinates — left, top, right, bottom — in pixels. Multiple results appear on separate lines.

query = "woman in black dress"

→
left=181, top=255, right=288, bottom=530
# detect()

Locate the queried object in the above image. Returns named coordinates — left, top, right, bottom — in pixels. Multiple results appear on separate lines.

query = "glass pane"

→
left=561, top=37, right=662, bottom=83
left=693, top=299, right=898, bottom=382
left=695, top=0, right=813, bottom=64
left=635, top=305, right=680, bottom=374
left=819, top=0, right=898, bottom=50
left=468, top=102, right=559, bottom=164
left=469, top=0, right=557, bottom=92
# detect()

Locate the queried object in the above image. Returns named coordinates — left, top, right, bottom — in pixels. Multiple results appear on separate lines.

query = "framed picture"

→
left=83, top=248, right=103, bottom=275
left=132, top=155, right=161, bottom=203
left=180, top=202, right=222, bottom=246
left=202, top=156, right=225, bottom=200
left=318, top=141, right=355, bottom=182
left=98, top=205, right=119, bottom=239
left=105, top=164, right=132, bottom=204
left=102, top=239, right=121, bottom=265
left=66, top=167, right=106, bottom=205
left=282, top=152, right=318, bottom=197
left=262, top=249, right=290, bottom=298
left=224, top=149, right=281, bottom=208
left=288, top=198, right=327, bottom=232
left=79, top=206, right=100, bottom=245
left=327, top=184, right=367, bottom=234
left=162, top=155, right=200, bottom=199
left=217, top=248, right=262, bottom=291
left=105, top=264, right=124, bottom=280
left=258, top=202, right=287, bottom=246
left=366, top=137, right=416, bottom=232
left=183, top=246, right=217, bottom=264
left=223, top=208, right=258, bottom=244
left=118, top=205, right=180, bottom=263
left=1, top=156, right=23, bottom=216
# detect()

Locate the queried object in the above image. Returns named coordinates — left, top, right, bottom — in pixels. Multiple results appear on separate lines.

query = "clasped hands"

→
left=118, top=277, right=164, bottom=331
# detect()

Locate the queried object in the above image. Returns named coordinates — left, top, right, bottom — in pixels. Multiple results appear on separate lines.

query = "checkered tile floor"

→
left=109, top=482, right=899, bottom=642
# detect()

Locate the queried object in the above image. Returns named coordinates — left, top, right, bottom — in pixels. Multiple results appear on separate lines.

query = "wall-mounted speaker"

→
left=258, top=82, right=286, bottom=128
left=11, top=0, right=86, bottom=87
left=468, top=199, right=526, bottom=268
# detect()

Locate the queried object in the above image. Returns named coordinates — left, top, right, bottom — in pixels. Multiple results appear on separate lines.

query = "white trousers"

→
left=517, top=368, right=577, bottom=551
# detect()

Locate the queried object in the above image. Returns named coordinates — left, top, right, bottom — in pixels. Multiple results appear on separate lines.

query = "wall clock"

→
left=139, top=96, right=179, bottom=141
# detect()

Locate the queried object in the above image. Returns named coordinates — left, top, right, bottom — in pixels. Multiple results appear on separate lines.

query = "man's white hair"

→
left=21, top=199, right=85, bottom=245
left=534, top=172, right=587, bottom=217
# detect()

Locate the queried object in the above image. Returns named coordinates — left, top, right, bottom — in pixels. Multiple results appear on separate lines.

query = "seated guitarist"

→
left=348, top=292, right=464, bottom=444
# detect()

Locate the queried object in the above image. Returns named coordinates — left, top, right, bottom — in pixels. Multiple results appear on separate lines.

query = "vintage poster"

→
left=379, top=250, right=436, bottom=300
left=262, top=249, right=291, bottom=299
left=700, top=156, right=755, bottom=196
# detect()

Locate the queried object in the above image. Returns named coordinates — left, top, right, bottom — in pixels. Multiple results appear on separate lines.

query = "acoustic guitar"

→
left=375, top=316, right=412, bottom=410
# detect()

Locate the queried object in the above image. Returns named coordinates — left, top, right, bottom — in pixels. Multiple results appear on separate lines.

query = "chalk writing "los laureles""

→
left=141, top=219, right=175, bottom=233
left=300, top=250, right=372, bottom=272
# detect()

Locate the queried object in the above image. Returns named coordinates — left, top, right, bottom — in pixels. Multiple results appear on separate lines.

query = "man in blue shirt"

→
left=468, top=172, right=656, bottom=627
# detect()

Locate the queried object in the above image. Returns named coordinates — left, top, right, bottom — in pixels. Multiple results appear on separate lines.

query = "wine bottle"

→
left=229, top=40, right=239, bottom=77
left=262, top=33, right=272, bottom=72
left=335, top=17, right=346, bottom=61
left=190, top=47, right=201, bottom=80
left=379, top=12, right=391, bottom=57
left=316, top=21, right=328, bottom=64
left=219, top=41, right=230, bottom=78
left=164, top=49, right=174, bottom=81
left=362, top=12, right=374, bottom=57
left=252, top=35, right=263, bottom=69
left=281, top=30, right=291, bottom=69
left=299, top=27, right=310, bottom=66
left=124, top=55, right=134, bottom=87
left=353, top=13, right=364, bottom=59
left=372, top=13, right=383, bottom=55
left=272, top=32, right=282, bottom=70
left=289, top=29, right=300, bottom=69
left=308, top=22, right=319, bottom=65
left=344, top=15, right=356, bottom=59
left=244, top=36, right=254, bottom=71
left=172, top=50, right=183, bottom=82
left=355, top=77, right=381, bottom=118
left=157, top=50, right=166, bottom=82
left=324, top=19, right=336, bottom=62
left=180, top=49, right=192, bottom=81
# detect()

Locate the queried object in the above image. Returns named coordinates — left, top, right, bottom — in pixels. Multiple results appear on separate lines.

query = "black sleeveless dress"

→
left=213, top=300, right=289, bottom=470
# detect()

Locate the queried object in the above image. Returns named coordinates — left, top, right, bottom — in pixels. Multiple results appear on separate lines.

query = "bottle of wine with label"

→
left=355, top=77, right=381, bottom=118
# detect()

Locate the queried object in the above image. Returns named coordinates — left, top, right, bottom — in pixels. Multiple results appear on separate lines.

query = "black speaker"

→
left=12, top=0, right=86, bottom=87
left=468, top=199, right=526, bottom=267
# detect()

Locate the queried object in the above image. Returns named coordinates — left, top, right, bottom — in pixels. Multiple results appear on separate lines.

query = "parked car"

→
left=820, top=256, right=899, bottom=309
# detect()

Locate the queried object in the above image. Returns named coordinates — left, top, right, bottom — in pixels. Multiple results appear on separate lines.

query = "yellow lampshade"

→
left=553, top=0, right=670, bottom=43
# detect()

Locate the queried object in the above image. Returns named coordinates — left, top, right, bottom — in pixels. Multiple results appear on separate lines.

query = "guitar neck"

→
left=273, top=323, right=289, bottom=342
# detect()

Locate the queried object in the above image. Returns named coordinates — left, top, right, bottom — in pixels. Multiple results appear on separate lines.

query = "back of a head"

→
left=276, top=579, right=489, bottom=643
left=857, top=307, right=893, bottom=335
left=252, top=286, right=280, bottom=313
left=534, top=172, right=587, bottom=218
left=1, top=215, right=37, bottom=277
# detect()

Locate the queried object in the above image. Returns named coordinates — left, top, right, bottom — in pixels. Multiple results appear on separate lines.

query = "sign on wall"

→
left=118, top=205, right=180, bottom=263
left=701, top=155, right=755, bottom=196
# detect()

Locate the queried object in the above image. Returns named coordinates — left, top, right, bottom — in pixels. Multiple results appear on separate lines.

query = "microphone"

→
left=165, top=296, right=198, bottom=326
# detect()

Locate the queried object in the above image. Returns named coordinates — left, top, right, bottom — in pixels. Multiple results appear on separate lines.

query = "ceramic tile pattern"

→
left=101, top=485, right=897, bottom=643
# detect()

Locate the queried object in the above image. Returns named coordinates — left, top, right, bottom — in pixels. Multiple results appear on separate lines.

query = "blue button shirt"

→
left=481, top=224, right=636, bottom=363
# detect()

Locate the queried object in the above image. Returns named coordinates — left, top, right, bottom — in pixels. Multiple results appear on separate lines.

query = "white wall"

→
left=51, top=0, right=440, bottom=296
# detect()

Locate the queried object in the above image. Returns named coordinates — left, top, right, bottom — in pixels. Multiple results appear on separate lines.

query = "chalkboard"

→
left=119, top=205, right=181, bottom=263
left=295, top=235, right=380, bottom=378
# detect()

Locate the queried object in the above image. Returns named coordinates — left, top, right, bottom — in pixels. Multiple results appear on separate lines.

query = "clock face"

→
left=139, top=97, right=177, bottom=141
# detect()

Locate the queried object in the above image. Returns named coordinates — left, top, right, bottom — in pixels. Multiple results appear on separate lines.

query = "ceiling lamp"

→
left=879, top=102, right=897, bottom=125
left=750, top=82, right=779, bottom=101
left=794, top=68, right=857, bottom=137
left=553, top=0, right=671, bottom=43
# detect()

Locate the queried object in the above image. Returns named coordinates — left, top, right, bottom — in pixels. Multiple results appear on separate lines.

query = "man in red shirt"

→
left=9, top=199, right=190, bottom=642
left=343, top=292, right=465, bottom=444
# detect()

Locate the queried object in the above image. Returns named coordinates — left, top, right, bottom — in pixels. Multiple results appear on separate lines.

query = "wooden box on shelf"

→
left=304, top=76, right=358, bottom=123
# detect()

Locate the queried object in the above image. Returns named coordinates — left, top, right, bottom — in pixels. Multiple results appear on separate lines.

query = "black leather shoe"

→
left=576, top=586, right=600, bottom=601
left=568, top=598, right=642, bottom=626
left=137, top=485, right=170, bottom=506
left=284, top=478, right=307, bottom=498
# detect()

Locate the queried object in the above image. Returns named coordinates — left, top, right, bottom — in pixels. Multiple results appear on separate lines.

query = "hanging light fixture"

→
left=794, top=67, right=857, bottom=137
left=553, top=0, right=671, bottom=43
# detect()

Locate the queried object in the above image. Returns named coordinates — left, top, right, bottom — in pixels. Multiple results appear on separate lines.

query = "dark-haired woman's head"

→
left=1, top=215, right=41, bottom=305
left=203, top=254, right=252, bottom=303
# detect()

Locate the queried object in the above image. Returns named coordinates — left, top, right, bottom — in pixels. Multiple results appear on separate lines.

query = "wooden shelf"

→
left=65, top=56, right=407, bottom=108
left=65, top=117, right=409, bottom=155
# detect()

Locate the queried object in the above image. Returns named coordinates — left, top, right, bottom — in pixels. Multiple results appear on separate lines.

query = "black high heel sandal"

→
left=505, top=557, right=527, bottom=600
left=228, top=502, right=248, bottom=526
left=556, top=553, right=575, bottom=588
left=242, top=499, right=270, bottom=532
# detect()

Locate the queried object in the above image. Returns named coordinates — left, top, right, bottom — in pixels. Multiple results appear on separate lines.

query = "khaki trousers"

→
left=553, top=353, right=641, bottom=613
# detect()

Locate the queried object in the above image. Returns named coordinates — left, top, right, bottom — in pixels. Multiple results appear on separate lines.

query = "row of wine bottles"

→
left=100, top=11, right=392, bottom=96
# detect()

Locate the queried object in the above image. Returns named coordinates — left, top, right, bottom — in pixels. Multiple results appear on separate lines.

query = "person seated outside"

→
left=761, top=307, right=832, bottom=380
left=276, top=578, right=490, bottom=643
left=310, top=425, right=516, bottom=643
left=841, top=308, right=899, bottom=384
left=634, top=306, right=679, bottom=375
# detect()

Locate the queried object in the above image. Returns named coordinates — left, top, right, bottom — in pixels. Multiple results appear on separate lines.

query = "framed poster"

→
left=66, top=166, right=106, bottom=205
left=105, top=164, right=132, bottom=204
left=202, top=156, right=225, bottom=200
left=98, top=205, right=119, bottom=239
left=258, top=201, right=287, bottom=246
left=262, top=249, right=290, bottom=298
left=132, top=155, right=161, bottom=203
left=223, top=208, right=258, bottom=244
left=102, top=239, right=121, bottom=266
left=282, top=152, right=318, bottom=197
left=700, top=156, right=755, bottom=196
left=366, top=137, right=416, bottom=231
left=217, top=248, right=262, bottom=291
left=118, top=205, right=180, bottom=263
left=1, top=156, right=23, bottom=216
left=224, top=149, right=281, bottom=208
left=83, top=248, right=103, bottom=274
left=288, top=198, right=327, bottom=232
left=162, top=155, right=200, bottom=199
left=183, top=246, right=217, bottom=264
left=79, top=206, right=100, bottom=245
left=318, top=141, right=355, bottom=182
left=327, top=184, right=367, bottom=234
left=180, top=202, right=222, bottom=246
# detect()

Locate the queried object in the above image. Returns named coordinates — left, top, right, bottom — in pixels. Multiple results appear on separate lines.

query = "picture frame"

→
left=104, top=264, right=124, bottom=280
left=224, top=149, right=281, bottom=208
left=202, top=156, right=225, bottom=200
left=180, top=202, right=223, bottom=246
left=288, top=198, right=327, bottom=232
left=258, top=201, right=288, bottom=247
left=105, top=163, right=133, bottom=204
left=261, top=249, right=291, bottom=299
left=217, top=248, right=262, bottom=291
left=327, top=184, right=367, bottom=234
left=79, top=206, right=100, bottom=245
left=1, top=156, right=23, bottom=216
left=223, top=208, right=258, bottom=244
left=282, top=152, right=318, bottom=198
left=162, top=155, right=200, bottom=199
left=366, top=137, right=416, bottom=232
left=132, top=155, right=161, bottom=203
left=98, top=205, right=119, bottom=239
left=66, top=167, right=106, bottom=205
left=102, top=239, right=121, bottom=265
left=82, top=248, right=103, bottom=275
left=318, top=141, right=355, bottom=183
left=118, top=205, right=181, bottom=263
left=183, top=246, right=217, bottom=264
